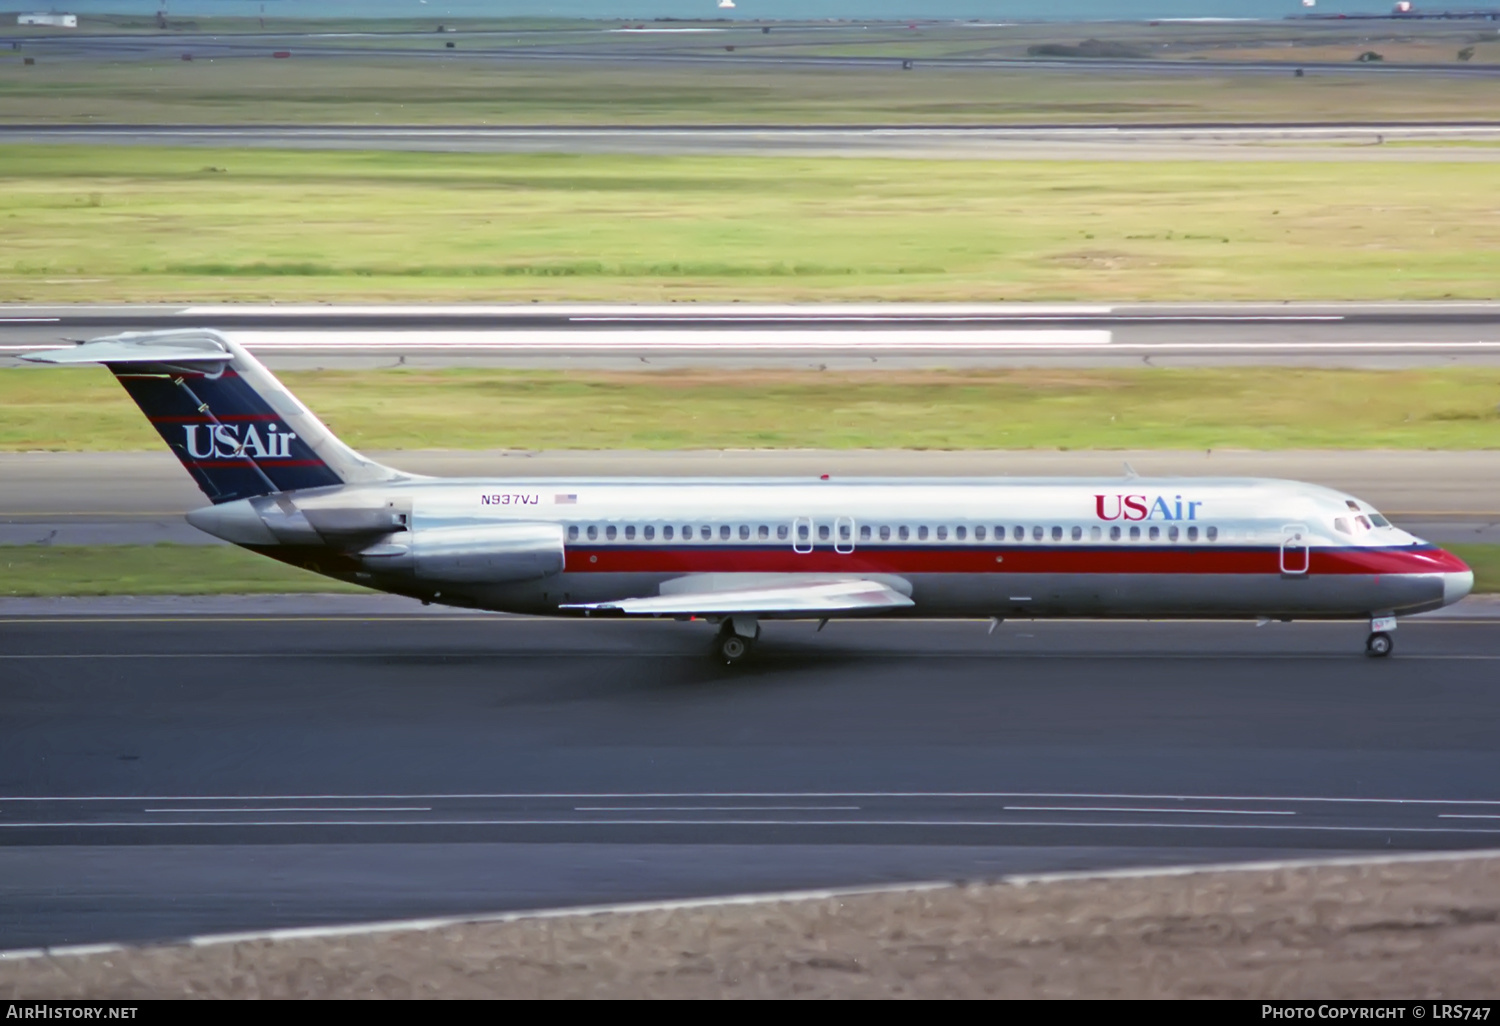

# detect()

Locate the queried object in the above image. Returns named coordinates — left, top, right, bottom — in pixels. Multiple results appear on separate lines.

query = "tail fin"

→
left=23, top=329, right=404, bottom=503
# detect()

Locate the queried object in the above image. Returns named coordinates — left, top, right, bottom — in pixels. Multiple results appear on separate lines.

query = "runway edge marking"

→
left=3, top=848, right=1499, bottom=963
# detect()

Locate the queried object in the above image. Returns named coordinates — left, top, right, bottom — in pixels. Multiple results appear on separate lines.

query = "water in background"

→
left=50, top=1, right=1416, bottom=25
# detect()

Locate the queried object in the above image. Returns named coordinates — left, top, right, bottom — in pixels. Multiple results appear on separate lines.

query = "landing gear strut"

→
left=1365, top=613, right=1396, bottom=658
left=715, top=616, right=759, bottom=665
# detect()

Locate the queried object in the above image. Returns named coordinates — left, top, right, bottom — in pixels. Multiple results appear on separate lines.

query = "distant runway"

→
left=6, top=123, right=1500, bottom=160
left=8, top=25, right=1500, bottom=80
left=3, top=612, right=1500, bottom=948
left=5, top=302, right=1500, bottom=369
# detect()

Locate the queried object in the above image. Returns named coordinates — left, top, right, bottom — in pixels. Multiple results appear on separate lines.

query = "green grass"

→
left=4, top=542, right=1496, bottom=596
left=0, top=544, right=368, bottom=596
left=4, top=29, right=1500, bottom=127
left=5, top=366, right=1500, bottom=452
left=1449, top=545, right=1500, bottom=595
left=1, top=146, right=1499, bottom=303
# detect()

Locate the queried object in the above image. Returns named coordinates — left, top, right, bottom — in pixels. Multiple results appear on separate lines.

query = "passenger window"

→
left=1071, top=526, right=1082, bottom=541
left=975, top=526, right=986, bottom=541
left=860, top=525, right=871, bottom=541
left=720, top=525, right=731, bottom=541
left=955, top=525, right=966, bottom=541
left=1148, top=526, right=1159, bottom=541
left=587, top=525, right=598, bottom=540
left=1129, top=526, right=1141, bottom=541
left=1013, top=526, right=1024, bottom=542
left=606, top=525, right=617, bottom=541
left=1207, top=526, right=1219, bottom=542
left=1090, top=525, right=1101, bottom=541
left=936, top=525, right=947, bottom=541
left=739, top=524, right=750, bottom=540
left=567, top=525, right=579, bottom=541
left=839, top=522, right=851, bottom=541
left=758, top=525, right=770, bottom=540
left=1168, top=525, right=1179, bottom=542
left=1051, top=526, right=1062, bottom=542
left=778, top=524, right=789, bottom=540
left=1110, top=525, right=1121, bottom=541
left=899, top=526, right=910, bottom=541
left=1033, top=526, right=1044, bottom=541
left=879, top=525, right=891, bottom=541
left=1187, top=525, right=1198, bottom=542
left=644, top=525, right=655, bottom=541
left=700, top=525, right=712, bottom=540
left=797, top=523, right=810, bottom=541
left=917, top=525, right=929, bottom=541
left=818, top=524, right=830, bottom=541
left=663, top=525, right=674, bottom=541
left=625, top=525, right=636, bottom=541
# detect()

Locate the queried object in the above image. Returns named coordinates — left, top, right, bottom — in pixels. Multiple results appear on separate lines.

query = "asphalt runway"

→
left=4, top=449, right=1499, bottom=547
left=5, top=123, right=1500, bottom=161
left=9, top=26, right=1500, bottom=79
left=7, top=302, right=1500, bottom=369
left=3, top=612, right=1500, bottom=949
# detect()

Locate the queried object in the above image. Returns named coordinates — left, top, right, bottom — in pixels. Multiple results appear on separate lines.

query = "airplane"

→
left=23, top=329, right=1473, bottom=663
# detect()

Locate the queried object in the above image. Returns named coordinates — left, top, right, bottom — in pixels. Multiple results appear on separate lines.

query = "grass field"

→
left=1, top=146, right=1498, bottom=303
left=5, top=56, right=1500, bottom=127
left=5, top=366, right=1500, bottom=452
left=4, top=542, right=1496, bottom=596
left=0, top=544, right=368, bottom=596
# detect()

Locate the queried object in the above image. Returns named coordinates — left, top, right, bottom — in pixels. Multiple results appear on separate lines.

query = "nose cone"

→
left=1445, top=566, right=1475, bottom=606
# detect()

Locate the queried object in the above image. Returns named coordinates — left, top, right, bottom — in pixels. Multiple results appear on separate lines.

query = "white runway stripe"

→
left=230, top=329, right=1112, bottom=350
left=2, top=790, right=1498, bottom=804
left=0, top=818, right=1497, bottom=833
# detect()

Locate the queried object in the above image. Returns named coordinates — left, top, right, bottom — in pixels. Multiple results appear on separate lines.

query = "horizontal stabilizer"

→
left=564, top=578, right=914, bottom=617
left=21, top=331, right=233, bottom=366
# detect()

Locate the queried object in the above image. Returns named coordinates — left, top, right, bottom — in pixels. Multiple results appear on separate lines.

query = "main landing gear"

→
left=715, top=616, right=760, bottom=666
left=1365, top=613, right=1397, bottom=658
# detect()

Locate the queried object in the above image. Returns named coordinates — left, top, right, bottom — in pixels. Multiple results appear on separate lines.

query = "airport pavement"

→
left=4, top=449, right=1499, bottom=546
left=7, top=27, right=1500, bottom=80
left=6, top=302, right=1500, bottom=369
left=3, top=613, right=1499, bottom=949
left=4, top=123, right=1500, bottom=160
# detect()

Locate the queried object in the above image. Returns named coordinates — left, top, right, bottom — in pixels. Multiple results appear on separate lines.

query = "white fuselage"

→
left=241, top=474, right=1473, bottom=621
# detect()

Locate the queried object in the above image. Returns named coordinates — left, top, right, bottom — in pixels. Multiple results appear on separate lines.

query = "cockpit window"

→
left=1355, top=515, right=1372, bottom=530
left=1334, top=517, right=1351, bottom=535
left=1370, top=514, right=1391, bottom=528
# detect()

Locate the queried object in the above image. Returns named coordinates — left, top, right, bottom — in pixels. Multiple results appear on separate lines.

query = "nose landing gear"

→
left=1365, top=613, right=1396, bottom=658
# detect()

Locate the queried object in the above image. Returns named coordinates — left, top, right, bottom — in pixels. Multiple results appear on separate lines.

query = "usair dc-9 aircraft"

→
left=26, top=330, right=1473, bottom=663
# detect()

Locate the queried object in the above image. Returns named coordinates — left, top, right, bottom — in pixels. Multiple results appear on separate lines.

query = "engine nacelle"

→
left=368, top=521, right=565, bottom=584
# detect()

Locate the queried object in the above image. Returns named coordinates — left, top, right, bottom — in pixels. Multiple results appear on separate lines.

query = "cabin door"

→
left=1280, top=524, right=1310, bottom=576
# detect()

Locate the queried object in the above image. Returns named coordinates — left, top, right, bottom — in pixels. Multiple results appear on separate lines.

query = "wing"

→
left=563, top=577, right=914, bottom=617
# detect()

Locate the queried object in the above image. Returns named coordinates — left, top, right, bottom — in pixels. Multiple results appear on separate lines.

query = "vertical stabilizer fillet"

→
left=21, top=329, right=404, bottom=503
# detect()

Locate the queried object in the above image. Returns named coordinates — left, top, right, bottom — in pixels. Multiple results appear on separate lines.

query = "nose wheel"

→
left=1365, top=631, right=1393, bottom=658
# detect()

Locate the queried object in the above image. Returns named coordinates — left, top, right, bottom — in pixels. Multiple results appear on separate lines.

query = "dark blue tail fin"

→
left=24, top=330, right=401, bottom=503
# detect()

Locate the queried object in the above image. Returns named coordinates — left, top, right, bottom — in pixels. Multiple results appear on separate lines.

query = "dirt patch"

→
left=1045, top=249, right=1156, bottom=271
left=4, top=853, right=1499, bottom=998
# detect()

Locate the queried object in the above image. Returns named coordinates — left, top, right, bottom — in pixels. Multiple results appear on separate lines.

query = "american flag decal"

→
left=554, top=493, right=578, bottom=505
